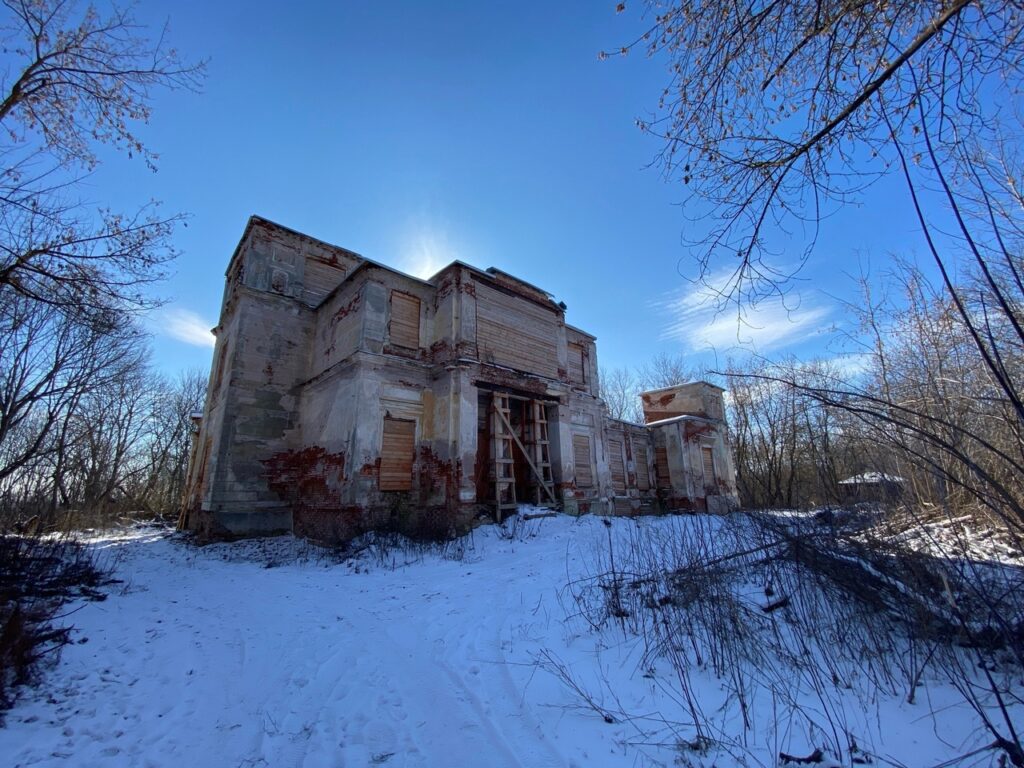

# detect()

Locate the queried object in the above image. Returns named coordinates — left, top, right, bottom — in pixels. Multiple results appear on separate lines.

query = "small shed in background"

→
left=838, top=472, right=906, bottom=504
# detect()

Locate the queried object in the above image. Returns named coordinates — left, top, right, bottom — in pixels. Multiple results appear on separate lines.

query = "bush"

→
left=563, top=510, right=1024, bottom=766
left=0, top=534, right=110, bottom=710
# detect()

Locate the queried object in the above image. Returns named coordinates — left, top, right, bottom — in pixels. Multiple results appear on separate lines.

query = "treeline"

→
left=592, top=263, right=1024, bottom=764
left=0, top=290, right=206, bottom=530
left=602, top=258, right=1024, bottom=545
left=600, top=354, right=875, bottom=509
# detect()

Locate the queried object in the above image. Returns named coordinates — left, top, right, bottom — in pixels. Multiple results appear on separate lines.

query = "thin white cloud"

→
left=655, top=268, right=832, bottom=353
left=826, top=352, right=872, bottom=378
left=159, top=307, right=216, bottom=349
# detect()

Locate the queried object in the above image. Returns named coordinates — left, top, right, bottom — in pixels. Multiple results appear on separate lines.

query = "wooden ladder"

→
left=491, top=393, right=518, bottom=522
left=530, top=400, right=554, bottom=506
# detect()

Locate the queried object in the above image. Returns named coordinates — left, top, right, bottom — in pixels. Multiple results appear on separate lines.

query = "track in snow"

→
left=0, top=517, right=634, bottom=768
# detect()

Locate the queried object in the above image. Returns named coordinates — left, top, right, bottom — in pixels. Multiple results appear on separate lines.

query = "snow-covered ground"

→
left=0, top=513, right=1014, bottom=767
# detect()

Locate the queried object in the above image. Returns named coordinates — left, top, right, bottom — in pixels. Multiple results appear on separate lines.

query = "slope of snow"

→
left=0, top=513, right=1009, bottom=767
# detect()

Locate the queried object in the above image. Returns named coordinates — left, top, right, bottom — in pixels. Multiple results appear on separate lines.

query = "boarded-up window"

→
left=702, top=446, right=716, bottom=488
left=655, top=445, right=671, bottom=489
left=635, top=444, right=651, bottom=491
left=608, top=438, right=626, bottom=491
left=380, top=417, right=415, bottom=491
left=476, top=282, right=559, bottom=378
left=389, top=291, right=421, bottom=349
left=573, top=434, right=594, bottom=488
left=303, top=259, right=348, bottom=305
left=568, top=342, right=586, bottom=385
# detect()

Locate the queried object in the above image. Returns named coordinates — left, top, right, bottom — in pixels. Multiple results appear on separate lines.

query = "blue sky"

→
left=86, top=1, right=926, bottom=378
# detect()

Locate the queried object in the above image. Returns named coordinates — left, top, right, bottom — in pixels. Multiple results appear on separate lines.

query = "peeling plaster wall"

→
left=194, top=282, right=317, bottom=535
left=184, top=219, right=363, bottom=537
left=559, top=397, right=612, bottom=516
left=232, top=217, right=362, bottom=308
left=312, top=280, right=365, bottom=375
left=641, top=381, right=726, bottom=423
left=602, top=421, right=659, bottom=516
left=279, top=255, right=472, bottom=537
left=650, top=417, right=738, bottom=512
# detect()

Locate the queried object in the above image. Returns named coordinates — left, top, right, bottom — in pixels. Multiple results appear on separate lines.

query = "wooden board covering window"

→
left=608, top=438, right=626, bottom=491
left=389, top=291, right=421, bottom=349
left=380, top=417, right=416, bottom=491
left=567, top=342, right=586, bottom=385
left=655, top=445, right=671, bottom=489
left=476, top=282, right=559, bottom=378
left=701, top=446, right=716, bottom=487
left=635, top=444, right=651, bottom=491
left=573, top=434, right=593, bottom=488
left=303, top=259, right=348, bottom=305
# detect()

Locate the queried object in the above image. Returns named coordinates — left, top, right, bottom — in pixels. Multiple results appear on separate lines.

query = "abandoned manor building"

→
left=181, top=216, right=737, bottom=540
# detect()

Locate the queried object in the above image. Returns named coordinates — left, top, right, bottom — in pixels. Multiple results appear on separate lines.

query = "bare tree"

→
left=599, top=365, right=643, bottom=422
left=0, top=301, right=205, bottom=526
left=56, top=353, right=151, bottom=517
left=0, top=1, right=203, bottom=709
left=616, top=3, right=1024, bottom=465
left=0, top=0, right=204, bottom=314
left=612, top=0, right=1020, bottom=299
left=132, top=368, right=206, bottom=515
left=635, top=351, right=706, bottom=390
left=0, top=292, right=142, bottom=496
left=0, top=0, right=204, bottom=513
left=723, top=357, right=858, bottom=509
left=611, top=9, right=1024, bottom=752
left=801, top=262, right=1024, bottom=540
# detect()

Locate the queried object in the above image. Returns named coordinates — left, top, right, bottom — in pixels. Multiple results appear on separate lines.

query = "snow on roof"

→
left=643, top=414, right=709, bottom=428
left=838, top=472, right=906, bottom=485
left=640, top=380, right=726, bottom=396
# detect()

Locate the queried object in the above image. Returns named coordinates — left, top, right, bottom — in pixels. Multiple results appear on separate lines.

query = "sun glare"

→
left=398, top=230, right=453, bottom=280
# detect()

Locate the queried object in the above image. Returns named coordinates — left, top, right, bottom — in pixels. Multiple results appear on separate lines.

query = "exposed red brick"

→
left=262, top=446, right=346, bottom=515
left=416, top=446, right=461, bottom=503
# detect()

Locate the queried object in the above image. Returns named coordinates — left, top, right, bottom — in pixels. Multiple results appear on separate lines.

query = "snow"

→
left=837, top=472, right=906, bottom=485
left=0, top=513, right=1014, bottom=767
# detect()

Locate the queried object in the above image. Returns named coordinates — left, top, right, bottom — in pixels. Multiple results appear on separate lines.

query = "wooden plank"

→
left=303, top=258, right=348, bottom=304
left=702, top=446, right=715, bottom=486
left=573, top=434, right=593, bottom=488
left=635, top=444, right=651, bottom=491
left=491, top=393, right=516, bottom=520
left=494, top=406, right=557, bottom=505
left=567, top=342, right=586, bottom=385
left=475, top=282, right=559, bottom=378
left=655, top=445, right=671, bottom=490
left=380, top=417, right=415, bottom=491
left=389, top=291, right=421, bottom=349
left=608, top=438, right=626, bottom=491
